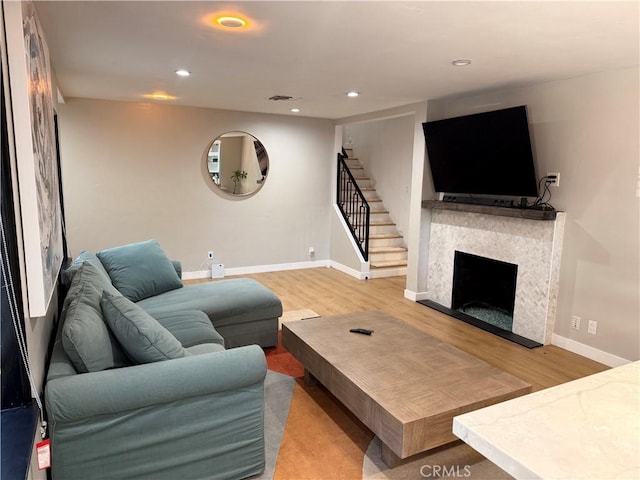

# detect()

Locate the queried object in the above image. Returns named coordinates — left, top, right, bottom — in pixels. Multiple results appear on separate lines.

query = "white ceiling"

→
left=34, top=1, right=639, bottom=120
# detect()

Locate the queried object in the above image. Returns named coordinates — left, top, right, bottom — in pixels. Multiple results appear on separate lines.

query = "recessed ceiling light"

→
left=203, top=12, right=256, bottom=31
left=216, top=16, right=247, bottom=28
left=143, top=91, right=177, bottom=101
left=175, top=69, right=191, bottom=77
left=290, top=108, right=300, bottom=113
left=452, top=59, right=472, bottom=67
left=347, top=91, right=359, bottom=98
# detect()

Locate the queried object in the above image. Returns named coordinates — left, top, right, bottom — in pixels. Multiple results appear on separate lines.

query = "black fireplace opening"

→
left=452, top=251, right=517, bottom=332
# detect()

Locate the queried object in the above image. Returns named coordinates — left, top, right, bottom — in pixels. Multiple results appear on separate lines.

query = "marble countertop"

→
left=453, top=361, right=639, bottom=479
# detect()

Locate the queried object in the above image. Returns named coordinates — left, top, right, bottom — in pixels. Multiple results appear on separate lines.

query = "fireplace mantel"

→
left=422, top=200, right=558, bottom=221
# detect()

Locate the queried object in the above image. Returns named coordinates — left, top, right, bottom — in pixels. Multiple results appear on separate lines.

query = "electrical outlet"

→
left=308, top=246, right=315, bottom=257
left=571, top=316, right=581, bottom=330
left=547, top=172, right=560, bottom=187
left=588, top=320, right=598, bottom=335
left=207, top=251, right=214, bottom=259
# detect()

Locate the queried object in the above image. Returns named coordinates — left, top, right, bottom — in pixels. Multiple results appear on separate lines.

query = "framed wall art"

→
left=4, top=1, right=63, bottom=317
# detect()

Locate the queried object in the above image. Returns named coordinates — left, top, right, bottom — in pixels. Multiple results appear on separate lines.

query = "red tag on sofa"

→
left=36, top=439, right=51, bottom=470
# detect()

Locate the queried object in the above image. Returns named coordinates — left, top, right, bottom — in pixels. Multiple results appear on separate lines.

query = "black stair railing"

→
left=337, top=153, right=370, bottom=261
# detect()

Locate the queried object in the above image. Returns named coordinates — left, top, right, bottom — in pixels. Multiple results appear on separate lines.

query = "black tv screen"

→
left=423, top=106, right=538, bottom=198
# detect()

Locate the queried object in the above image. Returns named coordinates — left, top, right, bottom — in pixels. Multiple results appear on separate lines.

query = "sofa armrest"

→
left=171, top=259, right=182, bottom=279
left=45, top=344, right=266, bottom=423
left=46, top=345, right=267, bottom=479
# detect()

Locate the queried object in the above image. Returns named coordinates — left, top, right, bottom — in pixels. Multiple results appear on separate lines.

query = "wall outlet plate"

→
left=588, top=320, right=598, bottom=335
left=571, top=316, right=581, bottom=330
left=207, top=251, right=214, bottom=259
left=547, top=172, right=560, bottom=187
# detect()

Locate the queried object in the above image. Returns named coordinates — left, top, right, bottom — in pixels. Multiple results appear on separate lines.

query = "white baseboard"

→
left=404, top=289, right=430, bottom=302
left=182, top=260, right=330, bottom=280
left=552, top=334, right=632, bottom=367
left=329, top=260, right=369, bottom=280
left=184, top=260, right=369, bottom=281
left=226, top=260, right=330, bottom=276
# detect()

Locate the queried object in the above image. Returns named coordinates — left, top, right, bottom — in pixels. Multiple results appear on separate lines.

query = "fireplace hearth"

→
left=418, top=298, right=542, bottom=348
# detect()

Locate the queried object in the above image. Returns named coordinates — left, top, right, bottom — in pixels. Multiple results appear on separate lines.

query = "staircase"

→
left=342, top=148, right=407, bottom=278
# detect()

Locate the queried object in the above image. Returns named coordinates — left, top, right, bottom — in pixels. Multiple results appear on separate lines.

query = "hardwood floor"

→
left=188, top=267, right=608, bottom=391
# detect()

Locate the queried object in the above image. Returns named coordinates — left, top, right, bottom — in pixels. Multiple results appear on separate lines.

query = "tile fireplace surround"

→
left=425, top=208, right=566, bottom=345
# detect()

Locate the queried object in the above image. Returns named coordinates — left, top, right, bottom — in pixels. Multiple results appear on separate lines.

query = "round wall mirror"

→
left=205, top=131, right=269, bottom=196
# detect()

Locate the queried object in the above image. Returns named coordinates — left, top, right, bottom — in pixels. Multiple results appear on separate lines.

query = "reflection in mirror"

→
left=206, top=131, right=269, bottom=196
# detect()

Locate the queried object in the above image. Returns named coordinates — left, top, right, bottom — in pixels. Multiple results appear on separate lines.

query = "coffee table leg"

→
left=380, top=441, right=401, bottom=468
left=304, top=368, right=318, bottom=386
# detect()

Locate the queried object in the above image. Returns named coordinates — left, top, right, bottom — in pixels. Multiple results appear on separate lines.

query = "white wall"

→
left=426, top=67, right=639, bottom=362
left=57, top=99, right=334, bottom=273
left=336, top=103, right=429, bottom=293
left=344, top=115, right=415, bottom=238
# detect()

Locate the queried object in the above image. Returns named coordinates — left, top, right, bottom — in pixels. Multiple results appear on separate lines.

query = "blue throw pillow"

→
left=61, top=251, right=112, bottom=287
left=62, top=278, right=129, bottom=373
left=101, top=292, right=187, bottom=364
left=97, top=240, right=183, bottom=302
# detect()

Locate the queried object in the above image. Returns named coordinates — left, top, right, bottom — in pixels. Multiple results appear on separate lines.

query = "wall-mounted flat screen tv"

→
left=423, top=105, right=538, bottom=198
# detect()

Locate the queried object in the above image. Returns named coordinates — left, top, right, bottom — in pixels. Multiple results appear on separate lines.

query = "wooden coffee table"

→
left=282, top=310, right=532, bottom=467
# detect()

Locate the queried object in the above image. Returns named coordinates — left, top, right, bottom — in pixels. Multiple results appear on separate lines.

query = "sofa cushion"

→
left=64, top=260, right=119, bottom=304
left=61, top=251, right=112, bottom=287
left=185, top=343, right=226, bottom=356
left=152, top=310, right=225, bottom=348
left=97, top=240, right=183, bottom=302
left=101, top=292, right=187, bottom=364
left=62, top=281, right=129, bottom=373
left=137, top=278, right=282, bottom=328
left=63, top=254, right=119, bottom=302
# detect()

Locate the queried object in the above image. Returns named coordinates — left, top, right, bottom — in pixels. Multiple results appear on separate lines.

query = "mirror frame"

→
left=204, top=131, right=269, bottom=197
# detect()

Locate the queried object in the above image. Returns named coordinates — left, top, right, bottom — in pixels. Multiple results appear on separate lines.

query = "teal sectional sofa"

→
left=44, top=240, right=283, bottom=479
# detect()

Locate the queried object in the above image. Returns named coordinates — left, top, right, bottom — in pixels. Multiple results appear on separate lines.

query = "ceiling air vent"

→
left=268, top=95, right=294, bottom=101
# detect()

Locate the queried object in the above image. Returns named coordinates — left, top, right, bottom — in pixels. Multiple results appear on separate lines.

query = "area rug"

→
left=252, top=370, right=296, bottom=480
left=254, top=310, right=319, bottom=479
left=362, top=437, right=513, bottom=479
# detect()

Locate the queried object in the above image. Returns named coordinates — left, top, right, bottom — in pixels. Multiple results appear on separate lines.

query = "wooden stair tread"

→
left=369, top=247, right=408, bottom=253
left=370, top=210, right=390, bottom=214
left=370, top=221, right=395, bottom=226
left=370, top=233, right=402, bottom=239
left=370, top=260, right=408, bottom=268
